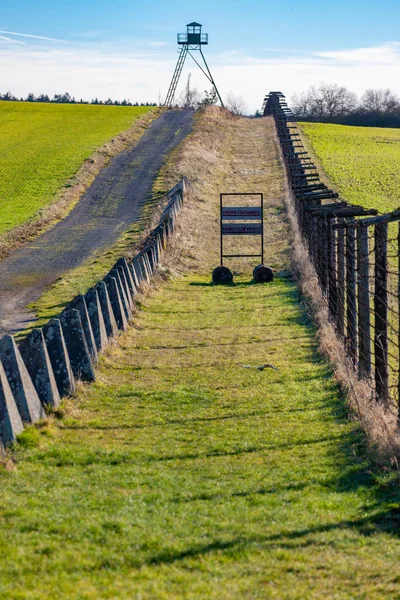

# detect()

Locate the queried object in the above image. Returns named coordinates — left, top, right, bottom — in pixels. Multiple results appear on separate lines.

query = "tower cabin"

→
left=178, top=22, right=208, bottom=47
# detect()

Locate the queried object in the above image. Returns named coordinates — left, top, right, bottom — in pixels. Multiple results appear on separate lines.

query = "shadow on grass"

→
left=62, top=405, right=327, bottom=432
left=145, top=510, right=400, bottom=567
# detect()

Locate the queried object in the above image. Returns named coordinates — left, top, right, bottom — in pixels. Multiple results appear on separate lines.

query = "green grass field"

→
left=1, top=275, right=400, bottom=599
left=0, top=102, right=153, bottom=235
left=299, top=122, right=400, bottom=213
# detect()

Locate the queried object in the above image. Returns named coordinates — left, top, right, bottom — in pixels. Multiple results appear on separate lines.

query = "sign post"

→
left=220, top=193, right=264, bottom=266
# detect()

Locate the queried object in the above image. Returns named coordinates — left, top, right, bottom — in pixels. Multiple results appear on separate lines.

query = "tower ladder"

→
left=164, top=46, right=188, bottom=107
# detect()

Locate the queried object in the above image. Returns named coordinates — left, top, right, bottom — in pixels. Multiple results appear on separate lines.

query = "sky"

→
left=1, top=0, right=400, bottom=112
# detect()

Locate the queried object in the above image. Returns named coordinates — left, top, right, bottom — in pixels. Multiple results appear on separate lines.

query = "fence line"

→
left=263, top=91, right=400, bottom=416
left=0, top=178, right=189, bottom=449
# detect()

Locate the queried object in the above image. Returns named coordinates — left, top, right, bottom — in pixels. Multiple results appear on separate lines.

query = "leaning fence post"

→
left=346, top=220, right=357, bottom=365
left=357, top=225, right=371, bottom=378
left=328, top=219, right=337, bottom=320
left=374, top=222, right=389, bottom=403
left=398, top=222, right=400, bottom=419
left=320, top=216, right=328, bottom=293
left=336, top=225, right=345, bottom=337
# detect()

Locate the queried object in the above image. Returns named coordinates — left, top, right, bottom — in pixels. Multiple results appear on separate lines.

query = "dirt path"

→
left=0, top=109, right=193, bottom=333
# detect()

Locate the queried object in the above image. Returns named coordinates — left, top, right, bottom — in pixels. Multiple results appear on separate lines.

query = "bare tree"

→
left=225, top=92, right=247, bottom=116
left=292, top=83, right=357, bottom=120
left=157, top=88, right=164, bottom=107
left=178, top=74, right=201, bottom=109
left=360, top=88, right=400, bottom=114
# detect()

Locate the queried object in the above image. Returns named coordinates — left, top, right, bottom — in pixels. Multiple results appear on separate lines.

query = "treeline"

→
left=0, top=91, right=157, bottom=107
left=292, top=84, right=400, bottom=127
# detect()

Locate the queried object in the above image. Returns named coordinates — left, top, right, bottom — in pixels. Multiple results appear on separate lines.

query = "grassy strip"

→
left=3, top=273, right=400, bottom=598
left=298, top=122, right=400, bottom=213
left=0, top=110, right=399, bottom=598
left=0, top=103, right=157, bottom=257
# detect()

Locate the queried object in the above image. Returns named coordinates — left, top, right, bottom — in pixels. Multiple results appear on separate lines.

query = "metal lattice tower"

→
left=164, top=22, right=224, bottom=108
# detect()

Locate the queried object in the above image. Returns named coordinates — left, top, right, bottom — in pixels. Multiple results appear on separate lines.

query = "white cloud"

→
left=0, top=35, right=27, bottom=45
left=0, top=30, right=68, bottom=43
left=0, top=40, right=399, bottom=111
left=313, top=42, right=400, bottom=65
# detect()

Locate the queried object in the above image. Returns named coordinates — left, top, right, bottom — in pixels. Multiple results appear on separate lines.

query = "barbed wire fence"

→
left=263, top=91, right=400, bottom=417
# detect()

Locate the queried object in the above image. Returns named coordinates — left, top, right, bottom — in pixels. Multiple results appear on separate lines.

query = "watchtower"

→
left=164, top=22, right=224, bottom=108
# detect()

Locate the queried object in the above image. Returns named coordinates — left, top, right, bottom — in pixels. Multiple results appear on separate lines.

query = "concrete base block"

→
left=116, top=265, right=134, bottom=309
left=105, top=276, right=128, bottom=330
left=19, top=329, right=61, bottom=408
left=142, top=252, right=153, bottom=278
left=160, top=224, right=167, bottom=250
left=110, top=269, right=132, bottom=320
left=128, top=260, right=140, bottom=290
left=85, top=288, right=108, bottom=352
left=134, top=255, right=150, bottom=284
left=116, top=257, right=137, bottom=298
left=43, top=319, right=76, bottom=397
left=0, top=360, right=24, bottom=446
left=146, top=246, right=155, bottom=271
left=60, top=309, right=95, bottom=382
left=70, top=295, right=98, bottom=361
left=0, top=335, right=45, bottom=423
left=96, top=281, right=118, bottom=339
left=156, top=233, right=163, bottom=260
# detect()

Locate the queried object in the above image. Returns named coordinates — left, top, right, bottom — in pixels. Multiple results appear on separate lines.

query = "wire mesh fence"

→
left=263, top=91, right=400, bottom=416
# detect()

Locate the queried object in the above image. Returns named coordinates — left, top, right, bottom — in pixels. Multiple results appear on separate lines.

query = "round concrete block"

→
left=253, top=264, right=274, bottom=283
left=212, top=266, right=234, bottom=285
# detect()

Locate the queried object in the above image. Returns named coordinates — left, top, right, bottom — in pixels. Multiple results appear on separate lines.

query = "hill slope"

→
left=299, top=122, right=400, bottom=213
left=0, top=102, right=153, bottom=235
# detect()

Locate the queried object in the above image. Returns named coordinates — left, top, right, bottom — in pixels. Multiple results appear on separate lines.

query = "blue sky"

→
left=1, top=0, right=400, bottom=111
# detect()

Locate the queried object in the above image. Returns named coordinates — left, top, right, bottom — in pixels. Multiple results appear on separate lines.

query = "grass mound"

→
left=0, top=102, right=153, bottom=236
left=298, top=122, right=400, bottom=213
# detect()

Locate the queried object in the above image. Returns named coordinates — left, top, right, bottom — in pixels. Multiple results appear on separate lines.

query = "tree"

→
left=179, top=74, right=201, bottom=108
left=225, top=92, right=247, bottom=116
left=1, top=91, right=17, bottom=101
left=197, top=87, right=218, bottom=109
left=360, top=89, right=400, bottom=114
left=292, top=83, right=357, bottom=120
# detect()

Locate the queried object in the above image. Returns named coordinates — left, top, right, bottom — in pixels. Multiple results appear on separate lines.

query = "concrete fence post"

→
left=138, top=254, right=151, bottom=283
left=116, top=257, right=137, bottom=297
left=116, top=266, right=134, bottom=310
left=19, top=328, right=60, bottom=408
left=43, top=318, right=76, bottom=397
left=143, top=251, right=153, bottom=277
left=85, top=288, right=108, bottom=352
left=128, top=260, right=141, bottom=290
left=110, top=269, right=132, bottom=320
left=0, top=335, right=45, bottom=423
left=0, top=360, right=24, bottom=446
left=132, top=256, right=145, bottom=286
left=105, top=276, right=128, bottom=330
left=70, top=295, right=98, bottom=361
left=96, top=281, right=118, bottom=339
left=60, top=309, right=96, bottom=382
